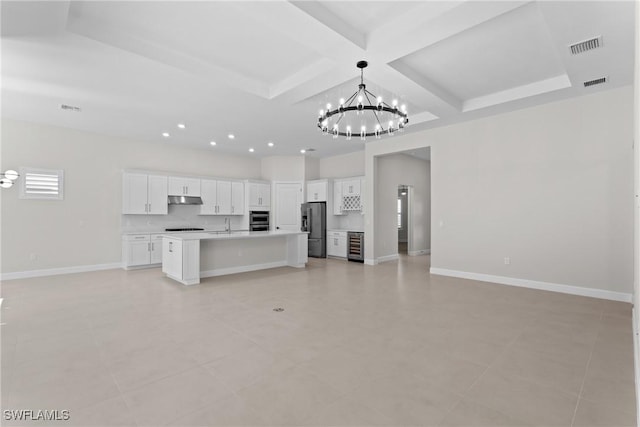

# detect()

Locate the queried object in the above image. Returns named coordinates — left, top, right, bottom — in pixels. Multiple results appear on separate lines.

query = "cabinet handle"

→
left=148, top=203, right=151, bottom=212
left=169, top=242, right=173, bottom=253
left=148, top=242, right=150, bottom=251
left=151, top=243, right=154, bottom=251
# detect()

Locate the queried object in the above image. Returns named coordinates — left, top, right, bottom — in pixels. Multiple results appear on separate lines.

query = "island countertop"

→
left=161, top=229, right=307, bottom=241
left=161, top=230, right=308, bottom=285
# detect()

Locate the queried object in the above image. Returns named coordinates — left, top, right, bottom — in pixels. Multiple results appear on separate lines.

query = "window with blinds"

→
left=19, top=168, right=64, bottom=200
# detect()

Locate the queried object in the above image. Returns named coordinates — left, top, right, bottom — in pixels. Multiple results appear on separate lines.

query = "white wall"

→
left=318, top=151, right=364, bottom=178
left=375, top=154, right=431, bottom=258
left=305, top=157, right=320, bottom=181
left=260, top=156, right=305, bottom=181
left=0, top=119, right=261, bottom=274
left=365, top=86, right=634, bottom=297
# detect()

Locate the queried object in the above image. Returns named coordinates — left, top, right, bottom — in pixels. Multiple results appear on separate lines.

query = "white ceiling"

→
left=1, top=1, right=635, bottom=159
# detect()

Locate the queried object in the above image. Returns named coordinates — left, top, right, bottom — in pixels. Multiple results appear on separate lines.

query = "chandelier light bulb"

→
left=333, top=125, right=339, bottom=139
left=339, top=98, right=345, bottom=106
left=326, top=103, right=331, bottom=110
left=4, top=170, right=18, bottom=180
left=401, top=104, right=407, bottom=112
left=346, top=125, right=352, bottom=141
left=0, top=178, right=13, bottom=189
left=319, top=109, right=324, bottom=117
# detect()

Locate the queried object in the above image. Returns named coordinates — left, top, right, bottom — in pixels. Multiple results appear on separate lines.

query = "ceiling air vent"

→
left=60, top=104, right=81, bottom=112
left=583, top=77, right=607, bottom=88
left=569, top=36, right=602, bottom=55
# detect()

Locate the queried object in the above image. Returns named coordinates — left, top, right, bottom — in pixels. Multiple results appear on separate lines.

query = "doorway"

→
left=397, top=185, right=412, bottom=255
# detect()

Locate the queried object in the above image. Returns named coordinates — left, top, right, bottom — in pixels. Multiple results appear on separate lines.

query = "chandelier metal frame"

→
left=317, top=60, right=409, bottom=140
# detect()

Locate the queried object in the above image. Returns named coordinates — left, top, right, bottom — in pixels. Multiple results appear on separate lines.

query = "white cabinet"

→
left=122, top=173, right=168, bottom=215
left=336, top=176, right=364, bottom=212
left=333, top=180, right=344, bottom=215
left=249, top=182, right=270, bottom=210
left=231, top=181, right=244, bottom=215
left=201, top=179, right=243, bottom=215
left=327, top=231, right=347, bottom=258
left=162, top=237, right=200, bottom=285
left=168, top=177, right=201, bottom=196
left=342, top=179, right=361, bottom=197
left=150, top=234, right=163, bottom=264
left=122, top=234, right=163, bottom=268
left=307, top=180, right=328, bottom=202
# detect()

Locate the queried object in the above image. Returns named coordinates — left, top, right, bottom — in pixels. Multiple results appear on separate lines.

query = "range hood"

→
left=167, top=195, right=203, bottom=205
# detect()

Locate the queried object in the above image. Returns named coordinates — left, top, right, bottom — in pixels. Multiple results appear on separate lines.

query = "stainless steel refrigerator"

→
left=301, top=202, right=326, bottom=258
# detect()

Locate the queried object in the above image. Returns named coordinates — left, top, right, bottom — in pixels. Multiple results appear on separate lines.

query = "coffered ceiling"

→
left=1, top=1, right=635, bottom=158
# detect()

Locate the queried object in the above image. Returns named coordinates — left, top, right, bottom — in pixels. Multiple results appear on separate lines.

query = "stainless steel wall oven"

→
left=249, top=211, right=270, bottom=231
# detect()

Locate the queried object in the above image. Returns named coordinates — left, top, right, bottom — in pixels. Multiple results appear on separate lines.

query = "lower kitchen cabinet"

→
left=122, top=233, right=163, bottom=268
left=327, top=231, right=347, bottom=258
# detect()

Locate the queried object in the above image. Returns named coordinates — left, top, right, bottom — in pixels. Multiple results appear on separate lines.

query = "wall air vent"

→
left=60, top=104, right=81, bottom=112
left=583, top=77, right=607, bottom=88
left=569, top=36, right=602, bottom=55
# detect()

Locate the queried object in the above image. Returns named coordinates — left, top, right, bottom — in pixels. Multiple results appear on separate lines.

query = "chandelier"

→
left=317, top=60, right=409, bottom=140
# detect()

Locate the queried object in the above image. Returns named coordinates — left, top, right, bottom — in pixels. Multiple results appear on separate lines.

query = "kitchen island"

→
left=161, top=230, right=308, bottom=285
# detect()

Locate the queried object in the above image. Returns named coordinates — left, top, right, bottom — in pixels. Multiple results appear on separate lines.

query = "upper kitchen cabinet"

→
left=342, top=179, right=361, bottom=197
left=200, top=179, right=243, bottom=215
left=306, top=179, right=329, bottom=202
left=122, top=173, right=168, bottom=215
left=333, top=176, right=364, bottom=213
left=168, top=176, right=201, bottom=197
left=248, top=181, right=270, bottom=210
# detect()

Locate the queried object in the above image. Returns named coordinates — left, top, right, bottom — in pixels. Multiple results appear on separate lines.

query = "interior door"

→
left=274, top=182, right=302, bottom=231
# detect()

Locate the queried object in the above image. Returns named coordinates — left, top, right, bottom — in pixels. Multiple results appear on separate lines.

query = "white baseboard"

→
left=1, top=263, right=121, bottom=281
left=430, top=267, right=632, bottom=303
left=408, top=249, right=431, bottom=256
left=200, top=261, right=288, bottom=278
left=377, top=254, right=400, bottom=263
left=364, top=258, right=378, bottom=266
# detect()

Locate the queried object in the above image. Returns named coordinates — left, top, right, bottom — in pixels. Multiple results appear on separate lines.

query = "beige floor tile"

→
left=347, top=369, right=464, bottom=425
left=439, top=399, right=532, bottom=426
left=573, top=397, right=636, bottom=427
left=166, top=394, right=270, bottom=426
left=302, top=396, right=395, bottom=426
left=580, top=370, right=637, bottom=414
left=236, top=366, right=343, bottom=425
left=108, top=343, right=199, bottom=392
left=488, top=345, right=587, bottom=395
left=66, top=396, right=137, bottom=426
left=464, top=370, right=578, bottom=425
left=121, top=366, right=233, bottom=426
left=203, top=343, right=297, bottom=392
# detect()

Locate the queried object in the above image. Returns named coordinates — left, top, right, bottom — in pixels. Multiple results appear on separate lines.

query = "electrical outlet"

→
left=504, top=257, right=510, bottom=265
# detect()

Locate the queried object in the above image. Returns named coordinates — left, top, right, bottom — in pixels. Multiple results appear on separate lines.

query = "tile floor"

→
left=1, top=254, right=636, bottom=426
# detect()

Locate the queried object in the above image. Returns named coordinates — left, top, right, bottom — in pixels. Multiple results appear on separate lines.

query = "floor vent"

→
left=583, top=77, right=607, bottom=88
left=60, top=104, right=81, bottom=112
left=569, top=36, right=602, bottom=55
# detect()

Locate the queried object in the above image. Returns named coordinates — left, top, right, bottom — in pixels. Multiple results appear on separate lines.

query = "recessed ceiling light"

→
left=300, top=149, right=306, bottom=154
left=228, top=134, right=235, bottom=139
left=177, top=123, right=186, bottom=129
left=210, top=141, right=216, bottom=146
left=268, top=142, right=274, bottom=147
left=249, top=148, right=255, bottom=153
left=162, top=132, right=170, bottom=138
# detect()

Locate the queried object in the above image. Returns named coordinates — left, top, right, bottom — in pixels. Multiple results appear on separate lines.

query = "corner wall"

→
left=365, top=86, right=634, bottom=299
